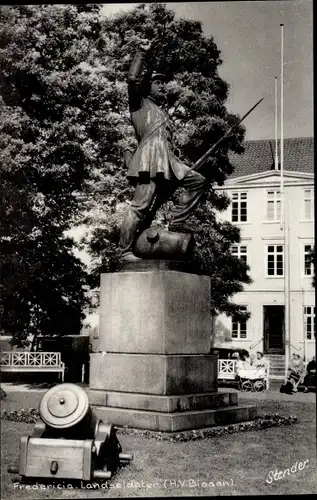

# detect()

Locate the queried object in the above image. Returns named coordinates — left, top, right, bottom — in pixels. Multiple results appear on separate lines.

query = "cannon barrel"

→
left=39, top=383, right=97, bottom=438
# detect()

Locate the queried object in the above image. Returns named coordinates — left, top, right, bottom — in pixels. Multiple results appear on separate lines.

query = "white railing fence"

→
left=0, top=351, right=65, bottom=381
left=0, top=351, right=62, bottom=367
left=218, top=359, right=236, bottom=377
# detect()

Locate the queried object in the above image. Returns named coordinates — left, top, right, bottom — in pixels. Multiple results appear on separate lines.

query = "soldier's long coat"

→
left=126, top=51, right=189, bottom=184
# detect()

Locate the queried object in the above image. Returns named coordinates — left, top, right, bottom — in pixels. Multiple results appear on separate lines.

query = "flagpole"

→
left=280, top=23, right=290, bottom=381
left=275, top=77, right=279, bottom=170
left=280, top=24, right=284, bottom=227
left=302, top=288, right=307, bottom=362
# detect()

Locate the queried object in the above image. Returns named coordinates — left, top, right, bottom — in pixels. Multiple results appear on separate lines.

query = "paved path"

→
left=0, top=381, right=87, bottom=392
left=218, top=387, right=315, bottom=403
left=1, top=382, right=315, bottom=402
left=1, top=382, right=49, bottom=392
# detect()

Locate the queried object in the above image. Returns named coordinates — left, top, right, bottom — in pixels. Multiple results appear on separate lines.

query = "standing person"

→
left=303, top=355, right=316, bottom=393
left=118, top=38, right=208, bottom=262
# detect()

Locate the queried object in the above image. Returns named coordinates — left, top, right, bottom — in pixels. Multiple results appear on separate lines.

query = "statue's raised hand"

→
left=138, top=39, right=153, bottom=52
left=139, top=35, right=161, bottom=54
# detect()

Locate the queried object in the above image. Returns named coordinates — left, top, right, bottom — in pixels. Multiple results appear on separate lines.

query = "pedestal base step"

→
left=88, top=390, right=237, bottom=413
left=92, top=404, right=257, bottom=432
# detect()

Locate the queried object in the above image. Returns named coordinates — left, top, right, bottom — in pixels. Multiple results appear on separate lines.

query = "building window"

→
left=231, top=306, right=248, bottom=339
left=231, top=245, right=248, bottom=264
left=232, top=192, right=247, bottom=222
left=304, top=306, right=315, bottom=340
left=304, top=244, right=313, bottom=276
left=267, top=245, right=284, bottom=276
left=266, top=190, right=281, bottom=221
left=304, top=189, right=314, bottom=220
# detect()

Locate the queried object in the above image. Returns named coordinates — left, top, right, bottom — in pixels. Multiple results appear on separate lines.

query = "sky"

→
left=101, top=1, right=313, bottom=140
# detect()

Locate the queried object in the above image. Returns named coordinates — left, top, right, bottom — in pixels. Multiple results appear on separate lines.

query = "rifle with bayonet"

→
left=141, top=97, right=264, bottom=229
left=184, top=97, right=264, bottom=177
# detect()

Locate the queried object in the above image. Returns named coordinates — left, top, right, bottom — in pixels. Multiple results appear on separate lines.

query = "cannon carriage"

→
left=8, top=384, right=133, bottom=483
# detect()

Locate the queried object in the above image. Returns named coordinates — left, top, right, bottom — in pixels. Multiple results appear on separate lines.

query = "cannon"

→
left=134, top=227, right=194, bottom=260
left=7, top=383, right=133, bottom=482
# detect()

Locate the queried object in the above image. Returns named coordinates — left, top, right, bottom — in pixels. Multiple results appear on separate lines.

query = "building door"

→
left=263, top=305, right=285, bottom=354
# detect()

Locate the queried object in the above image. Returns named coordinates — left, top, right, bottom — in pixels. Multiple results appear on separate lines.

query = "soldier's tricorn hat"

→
left=151, top=72, right=166, bottom=82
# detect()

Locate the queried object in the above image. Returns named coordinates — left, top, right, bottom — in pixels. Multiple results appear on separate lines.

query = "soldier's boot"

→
left=120, top=251, right=142, bottom=262
left=118, top=181, right=157, bottom=262
left=117, top=207, right=143, bottom=262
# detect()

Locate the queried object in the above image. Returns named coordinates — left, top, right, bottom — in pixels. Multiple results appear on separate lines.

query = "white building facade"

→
left=213, top=138, right=315, bottom=367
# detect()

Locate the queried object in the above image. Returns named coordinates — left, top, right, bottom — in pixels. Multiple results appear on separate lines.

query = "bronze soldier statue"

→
left=117, top=39, right=208, bottom=262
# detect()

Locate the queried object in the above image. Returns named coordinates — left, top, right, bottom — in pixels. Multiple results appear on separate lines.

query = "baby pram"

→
left=236, top=367, right=268, bottom=392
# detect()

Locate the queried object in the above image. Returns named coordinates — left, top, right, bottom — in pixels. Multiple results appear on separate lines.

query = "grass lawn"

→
left=1, top=390, right=316, bottom=498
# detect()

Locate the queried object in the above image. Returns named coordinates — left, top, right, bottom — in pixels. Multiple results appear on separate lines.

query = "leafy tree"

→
left=0, top=4, right=105, bottom=345
left=0, top=2, right=251, bottom=346
left=85, top=3, right=250, bottom=319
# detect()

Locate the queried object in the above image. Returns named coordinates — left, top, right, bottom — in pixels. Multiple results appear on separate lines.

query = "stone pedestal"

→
left=96, top=267, right=212, bottom=354
left=90, top=354, right=217, bottom=394
left=89, top=263, right=256, bottom=432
